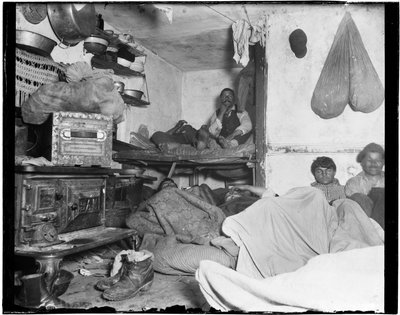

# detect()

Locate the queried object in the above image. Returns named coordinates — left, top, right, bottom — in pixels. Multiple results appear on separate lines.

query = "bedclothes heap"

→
left=196, top=187, right=384, bottom=312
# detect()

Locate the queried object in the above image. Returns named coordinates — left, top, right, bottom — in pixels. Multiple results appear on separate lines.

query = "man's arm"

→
left=226, top=111, right=252, bottom=140
left=344, top=176, right=365, bottom=197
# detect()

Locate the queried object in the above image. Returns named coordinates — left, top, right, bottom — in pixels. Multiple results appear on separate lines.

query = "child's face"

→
left=361, top=152, right=384, bottom=176
left=314, top=167, right=336, bottom=185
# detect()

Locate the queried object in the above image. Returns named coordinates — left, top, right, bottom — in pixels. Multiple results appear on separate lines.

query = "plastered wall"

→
left=180, top=68, right=242, bottom=188
left=116, top=51, right=183, bottom=143
left=181, top=68, right=241, bottom=129
left=264, top=4, right=385, bottom=194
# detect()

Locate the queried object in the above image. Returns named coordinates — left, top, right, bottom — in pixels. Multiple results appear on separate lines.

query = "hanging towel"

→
left=232, top=19, right=252, bottom=67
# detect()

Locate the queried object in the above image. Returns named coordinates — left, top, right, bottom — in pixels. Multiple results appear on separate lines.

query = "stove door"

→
left=58, top=178, right=106, bottom=233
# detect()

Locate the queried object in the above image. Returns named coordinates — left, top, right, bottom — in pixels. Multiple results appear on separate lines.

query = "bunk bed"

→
left=113, top=142, right=256, bottom=186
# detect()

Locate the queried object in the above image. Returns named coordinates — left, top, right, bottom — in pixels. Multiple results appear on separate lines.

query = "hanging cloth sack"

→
left=346, top=13, right=384, bottom=113
left=311, top=13, right=351, bottom=119
left=311, top=12, right=384, bottom=119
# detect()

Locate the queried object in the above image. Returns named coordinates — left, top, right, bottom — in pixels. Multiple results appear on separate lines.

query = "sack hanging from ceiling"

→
left=311, top=12, right=384, bottom=119
left=347, top=14, right=384, bottom=113
left=311, top=13, right=350, bottom=119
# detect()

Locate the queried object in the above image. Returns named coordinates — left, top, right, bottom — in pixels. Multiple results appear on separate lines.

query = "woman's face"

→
left=361, top=152, right=384, bottom=176
left=314, top=167, right=336, bottom=185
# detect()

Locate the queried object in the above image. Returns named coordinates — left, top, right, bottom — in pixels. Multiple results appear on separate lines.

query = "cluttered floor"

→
left=16, top=242, right=210, bottom=312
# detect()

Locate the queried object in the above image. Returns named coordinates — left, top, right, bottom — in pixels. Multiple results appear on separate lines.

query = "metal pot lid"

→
left=21, top=3, right=47, bottom=24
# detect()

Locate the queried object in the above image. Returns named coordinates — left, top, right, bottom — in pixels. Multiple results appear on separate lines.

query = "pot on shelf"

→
left=113, top=81, right=125, bottom=94
left=16, top=30, right=57, bottom=57
left=47, top=3, right=96, bottom=47
left=124, top=89, right=143, bottom=100
left=84, top=35, right=109, bottom=55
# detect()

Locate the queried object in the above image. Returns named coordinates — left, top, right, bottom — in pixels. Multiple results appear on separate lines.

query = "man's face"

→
left=314, top=167, right=336, bottom=185
left=361, top=152, right=384, bottom=176
left=220, top=90, right=234, bottom=108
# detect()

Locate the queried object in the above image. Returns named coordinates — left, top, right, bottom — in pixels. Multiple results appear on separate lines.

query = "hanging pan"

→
left=47, top=3, right=96, bottom=47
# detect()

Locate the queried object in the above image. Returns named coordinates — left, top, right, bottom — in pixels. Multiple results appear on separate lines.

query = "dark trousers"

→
left=349, top=188, right=385, bottom=229
left=151, top=125, right=198, bottom=146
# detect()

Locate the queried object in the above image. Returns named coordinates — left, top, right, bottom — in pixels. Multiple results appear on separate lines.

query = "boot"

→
left=102, top=250, right=154, bottom=301
left=95, top=254, right=128, bottom=291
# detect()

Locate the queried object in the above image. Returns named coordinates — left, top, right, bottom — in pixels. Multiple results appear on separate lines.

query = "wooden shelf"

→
left=121, top=94, right=150, bottom=107
left=94, top=28, right=146, bottom=58
left=91, top=55, right=145, bottom=77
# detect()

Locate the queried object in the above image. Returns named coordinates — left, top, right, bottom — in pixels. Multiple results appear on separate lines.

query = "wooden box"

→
left=32, top=111, right=113, bottom=167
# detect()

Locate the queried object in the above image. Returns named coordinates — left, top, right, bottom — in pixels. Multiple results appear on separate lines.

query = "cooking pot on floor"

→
left=47, top=3, right=96, bottom=47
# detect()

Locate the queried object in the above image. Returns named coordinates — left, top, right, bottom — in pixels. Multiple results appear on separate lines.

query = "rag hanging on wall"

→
left=311, top=12, right=384, bottom=119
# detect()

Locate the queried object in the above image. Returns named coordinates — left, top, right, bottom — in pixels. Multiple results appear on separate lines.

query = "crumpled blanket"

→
left=195, top=187, right=384, bottom=312
left=22, top=76, right=126, bottom=125
left=126, top=187, right=226, bottom=244
left=125, top=187, right=229, bottom=275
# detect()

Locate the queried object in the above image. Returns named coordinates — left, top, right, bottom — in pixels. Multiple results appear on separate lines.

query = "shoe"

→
left=95, top=254, right=128, bottom=291
left=102, top=250, right=154, bottom=301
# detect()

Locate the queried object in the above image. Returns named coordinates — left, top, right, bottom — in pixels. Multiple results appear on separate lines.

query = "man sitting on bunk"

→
left=150, top=88, right=252, bottom=151
left=204, top=87, right=253, bottom=149
left=310, top=156, right=346, bottom=204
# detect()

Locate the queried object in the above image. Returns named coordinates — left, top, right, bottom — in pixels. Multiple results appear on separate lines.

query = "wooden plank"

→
left=15, top=227, right=137, bottom=258
left=254, top=42, right=267, bottom=187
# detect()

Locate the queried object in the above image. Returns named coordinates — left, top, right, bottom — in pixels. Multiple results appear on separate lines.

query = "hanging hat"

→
left=289, top=29, right=308, bottom=58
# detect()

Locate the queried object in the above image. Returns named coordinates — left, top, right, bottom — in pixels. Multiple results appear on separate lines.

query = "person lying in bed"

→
left=345, top=143, right=385, bottom=229
left=310, top=156, right=346, bottom=204
left=150, top=119, right=199, bottom=151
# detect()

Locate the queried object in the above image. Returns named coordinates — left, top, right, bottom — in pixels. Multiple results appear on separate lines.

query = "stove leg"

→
left=35, top=257, right=62, bottom=293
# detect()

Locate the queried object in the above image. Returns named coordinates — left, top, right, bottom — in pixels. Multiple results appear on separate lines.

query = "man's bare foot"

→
left=218, top=136, right=232, bottom=149
left=196, top=140, right=207, bottom=150
left=197, top=126, right=210, bottom=142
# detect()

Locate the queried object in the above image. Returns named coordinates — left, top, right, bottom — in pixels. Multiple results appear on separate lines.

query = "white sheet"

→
left=196, top=246, right=384, bottom=312
left=195, top=187, right=384, bottom=312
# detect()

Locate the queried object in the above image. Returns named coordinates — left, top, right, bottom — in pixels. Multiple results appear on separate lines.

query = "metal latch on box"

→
left=60, top=129, right=107, bottom=141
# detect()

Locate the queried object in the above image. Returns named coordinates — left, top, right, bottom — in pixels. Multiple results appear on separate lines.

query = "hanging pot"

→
left=16, top=30, right=57, bottom=57
left=47, top=3, right=96, bottom=47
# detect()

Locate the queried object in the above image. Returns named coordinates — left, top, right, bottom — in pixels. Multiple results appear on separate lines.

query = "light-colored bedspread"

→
left=196, top=187, right=384, bottom=312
